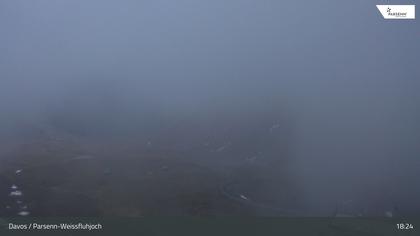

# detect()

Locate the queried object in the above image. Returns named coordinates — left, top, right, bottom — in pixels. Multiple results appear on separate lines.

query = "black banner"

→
left=0, top=217, right=418, bottom=236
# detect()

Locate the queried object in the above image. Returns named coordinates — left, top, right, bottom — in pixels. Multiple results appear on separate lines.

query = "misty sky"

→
left=1, top=0, right=419, bottom=210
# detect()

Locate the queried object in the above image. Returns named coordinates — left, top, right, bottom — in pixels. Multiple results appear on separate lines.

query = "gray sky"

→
left=1, top=0, right=419, bottom=211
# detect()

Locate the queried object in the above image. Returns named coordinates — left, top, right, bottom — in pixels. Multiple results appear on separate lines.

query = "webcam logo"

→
left=376, top=5, right=415, bottom=19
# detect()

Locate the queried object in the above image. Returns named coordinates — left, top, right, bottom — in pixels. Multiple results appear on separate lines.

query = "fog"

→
left=0, top=0, right=419, bottom=216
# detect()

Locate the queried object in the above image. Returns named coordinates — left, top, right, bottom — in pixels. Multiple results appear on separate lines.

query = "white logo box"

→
left=376, top=5, right=415, bottom=19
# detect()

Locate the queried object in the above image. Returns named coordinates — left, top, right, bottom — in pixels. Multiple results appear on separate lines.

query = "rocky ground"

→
left=0, top=121, right=300, bottom=217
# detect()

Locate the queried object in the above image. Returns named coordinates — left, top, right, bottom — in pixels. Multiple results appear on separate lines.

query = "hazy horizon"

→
left=0, top=0, right=419, bottom=217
